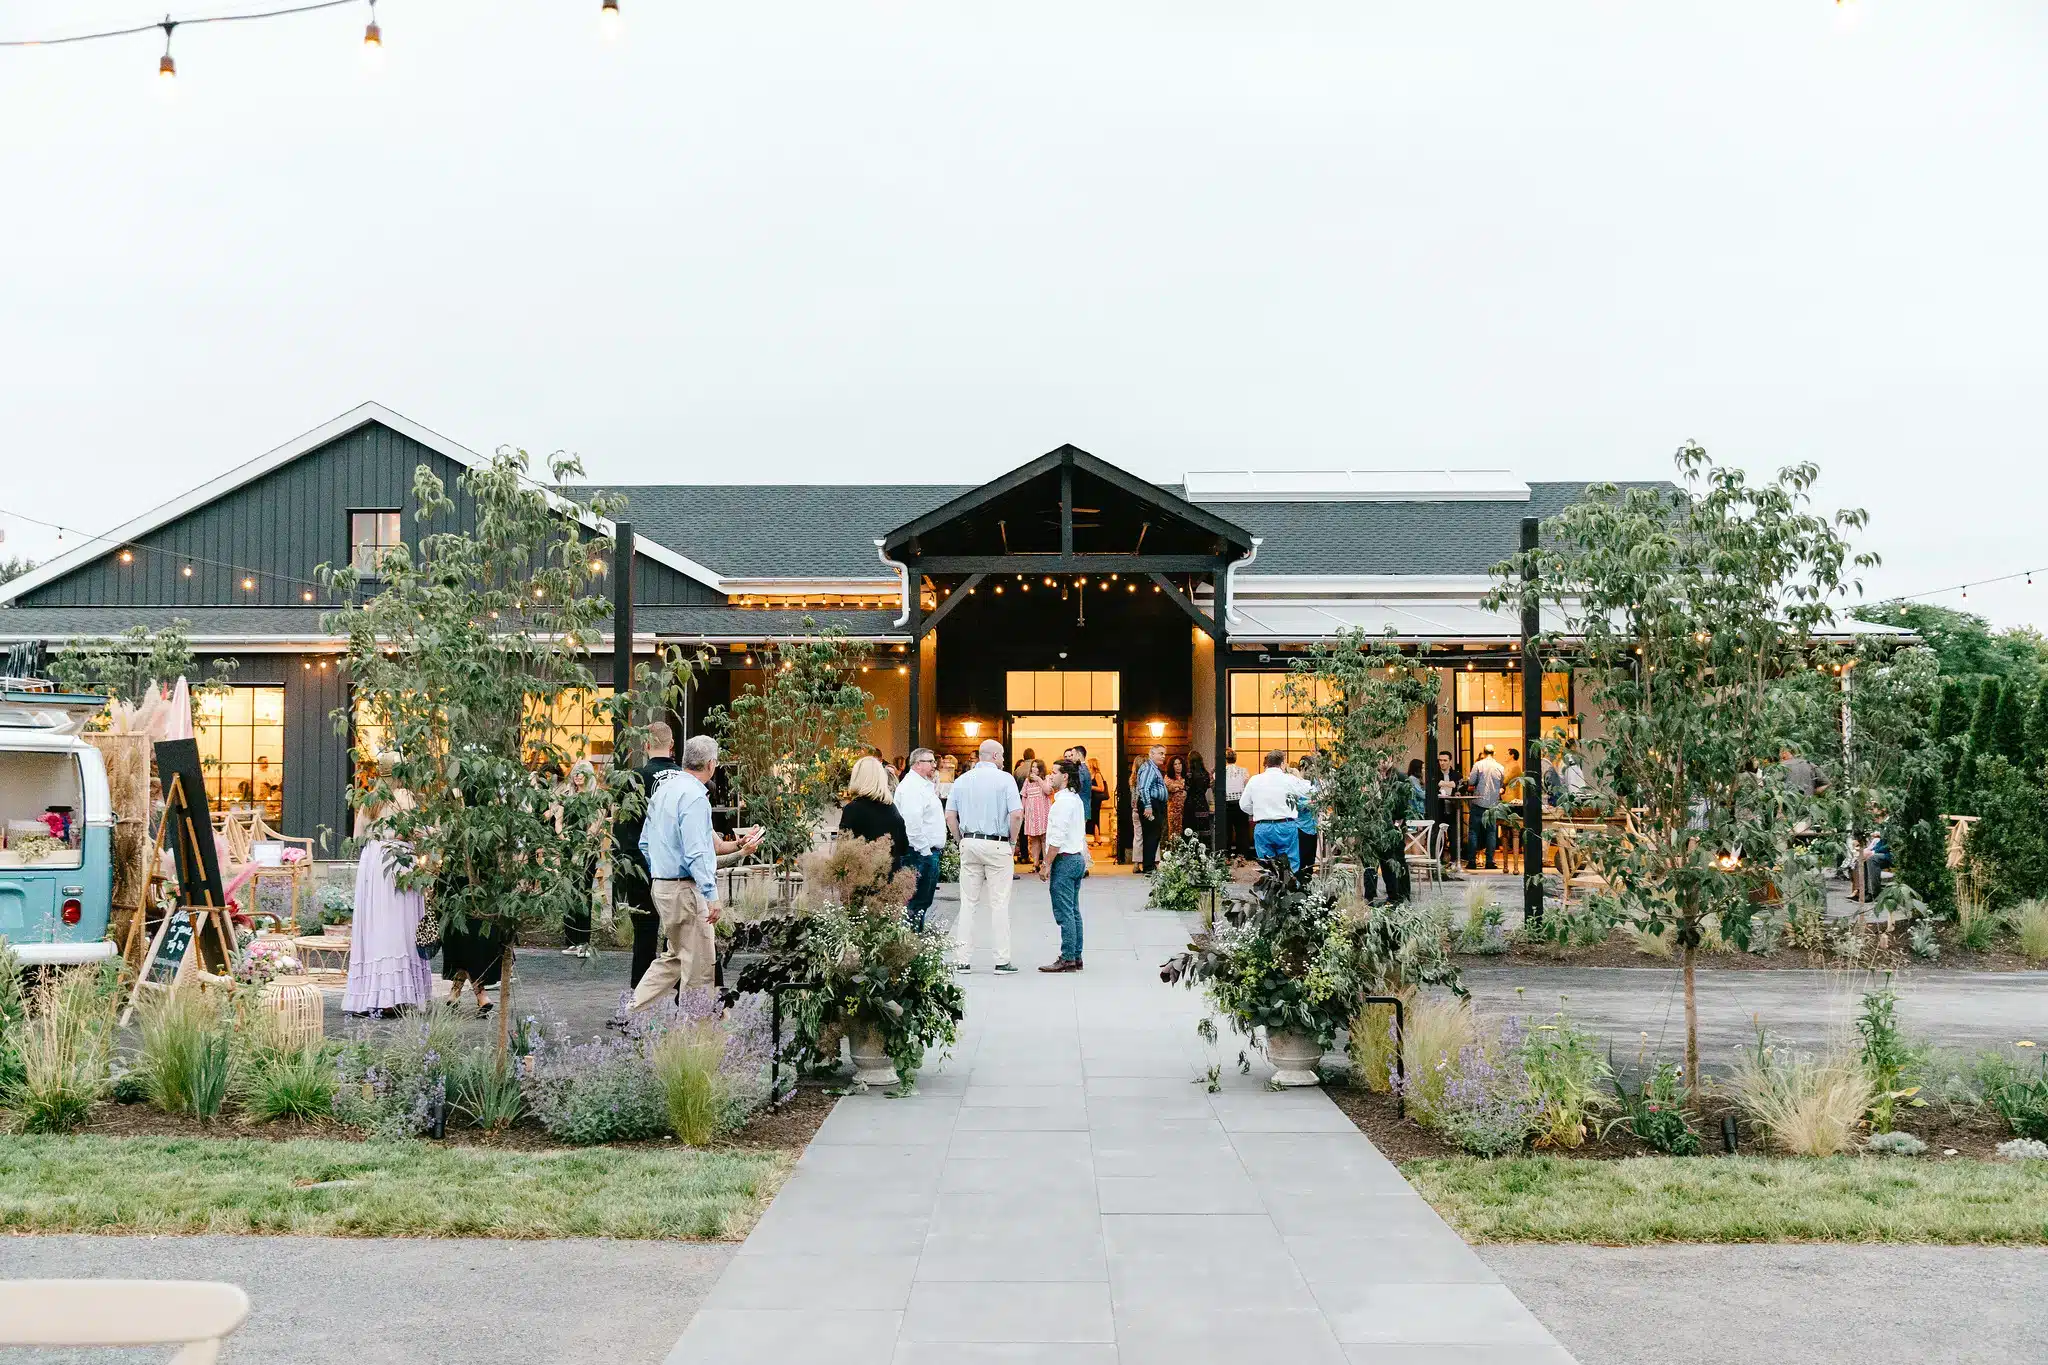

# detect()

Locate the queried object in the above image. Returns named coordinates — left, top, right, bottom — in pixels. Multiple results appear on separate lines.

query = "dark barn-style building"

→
left=3, top=402, right=1623, bottom=860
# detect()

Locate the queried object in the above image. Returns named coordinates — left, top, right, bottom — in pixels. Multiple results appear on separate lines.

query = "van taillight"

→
left=61, top=899, right=83, bottom=925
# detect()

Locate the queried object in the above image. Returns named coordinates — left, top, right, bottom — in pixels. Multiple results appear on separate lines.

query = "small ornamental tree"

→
left=322, top=450, right=667, bottom=1056
left=1282, top=629, right=1437, bottom=890
left=703, top=624, right=880, bottom=870
left=1498, top=443, right=1873, bottom=1093
left=1891, top=764, right=1954, bottom=918
left=1993, top=680, right=2033, bottom=764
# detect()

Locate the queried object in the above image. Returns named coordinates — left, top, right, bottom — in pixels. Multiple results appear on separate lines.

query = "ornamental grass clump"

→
left=1979, top=1046, right=2048, bottom=1141
left=2014, top=899, right=2048, bottom=964
left=241, top=1044, right=337, bottom=1123
left=446, top=1048, right=524, bottom=1132
left=137, top=990, right=235, bottom=1120
left=653, top=1021, right=728, bottom=1146
left=1726, top=1026, right=1874, bottom=1157
left=1350, top=992, right=1475, bottom=1105
left=4, top=967, right=114, bottom=1134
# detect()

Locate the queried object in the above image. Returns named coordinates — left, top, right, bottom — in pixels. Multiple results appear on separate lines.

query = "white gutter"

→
left=1221, top=537, right=1261, bottom=628
left=876, top=540, right=913, bottom=627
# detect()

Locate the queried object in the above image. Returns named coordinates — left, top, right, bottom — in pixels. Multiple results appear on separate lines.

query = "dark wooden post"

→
left=612, top=521, right=635, bottom=759
left=1212, top=560, right=1231, bottom=856
left=1423, top=683, right=1440, bottom=829
left=1520, top=515, right=1544, bottom=925
left=906, top=560, right=922, bottom=751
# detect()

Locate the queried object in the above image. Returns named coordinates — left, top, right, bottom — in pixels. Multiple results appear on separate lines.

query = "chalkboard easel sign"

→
left=120, top=748, right=237, bottom=1025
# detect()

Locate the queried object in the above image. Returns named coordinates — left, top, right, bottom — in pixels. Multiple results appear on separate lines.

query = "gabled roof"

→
left=881, top=443, right=1254, bottom=559
left=0, top=402, right=726, bottom=605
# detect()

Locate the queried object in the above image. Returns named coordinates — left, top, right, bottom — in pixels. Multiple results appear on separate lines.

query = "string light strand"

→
left=1873, top=564, right=2046, bottom=607
left=0, top=0, right=363, bottom=50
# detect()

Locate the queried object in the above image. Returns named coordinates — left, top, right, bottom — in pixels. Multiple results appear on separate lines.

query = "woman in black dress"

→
left=838, top=754, right=910, bottom=870
left=1185, top=753, right=1213, bottom=840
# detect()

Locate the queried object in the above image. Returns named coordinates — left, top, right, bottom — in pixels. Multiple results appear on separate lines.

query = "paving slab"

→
left=665, top=870, right=1581, bottom=1363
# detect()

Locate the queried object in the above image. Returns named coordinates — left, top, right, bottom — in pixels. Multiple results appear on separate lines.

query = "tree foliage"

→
left=1855, top=602, right=2048, bottom=687
left=703, top=625, right=881, bottom=868
left=1283, top=629, right=1438, bottom=871
left=321, top=448, right=668, bottom=1049
left=1500, top=442, right=1873, bottom=1089
left=47, top=620, right=234, bottom=709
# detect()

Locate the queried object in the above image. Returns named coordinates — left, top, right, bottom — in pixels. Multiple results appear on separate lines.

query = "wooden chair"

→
left=0, top=1279, right=250, bottom=1364
left=1402, top=820, right=1446, bottom=900
left=215, top=809, right=316, bottom=927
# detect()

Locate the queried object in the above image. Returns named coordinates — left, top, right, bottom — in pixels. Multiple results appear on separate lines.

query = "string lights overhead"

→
left=3, top=1, right=625, bottom=74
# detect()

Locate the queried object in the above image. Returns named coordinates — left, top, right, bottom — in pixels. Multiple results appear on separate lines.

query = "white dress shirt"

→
left=894, top=769, right=948, bottom=854
left=1225, top=764, right=1249, bottom=800
left=1239, top=768, right=1311, bottom=822
left=1045, top=788, right=1087, bottom=857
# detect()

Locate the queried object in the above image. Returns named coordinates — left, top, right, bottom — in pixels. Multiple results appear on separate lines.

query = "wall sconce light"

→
left=1148, top=720, right=1166, bottom=737
left=963, top=720, right=981, bottom=737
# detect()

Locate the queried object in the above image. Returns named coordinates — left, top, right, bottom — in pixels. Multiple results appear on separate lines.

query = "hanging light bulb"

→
left=1962, top=586, right=1970, bottom=602
left=158, top=21, right=176, bottom=78
left=363, top=0, right=381, bottom=48
left=600, top=0, right=621, bottom=38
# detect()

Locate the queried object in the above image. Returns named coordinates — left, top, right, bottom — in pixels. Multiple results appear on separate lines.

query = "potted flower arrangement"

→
left=1147, top=831, right=1230, bottom=925
left=1162, top=859, right=1463, bottom=1087
left=736, top=837, right=965, bottom=1091
left=317, top=885, right=354, bottom=938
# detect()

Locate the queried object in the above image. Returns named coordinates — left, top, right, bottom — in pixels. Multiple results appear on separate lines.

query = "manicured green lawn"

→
left=1404, top=1155, right=2048, bottom=1244
left=0, top=1136, right=792, bottom=1239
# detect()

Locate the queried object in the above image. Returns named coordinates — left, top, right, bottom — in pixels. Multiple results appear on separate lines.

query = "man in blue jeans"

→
left=894, top=748, right=948, bottom=931
left=1038, top=768, right=1088, bottom=971
left=1240, top=749, right=1312, bottom=870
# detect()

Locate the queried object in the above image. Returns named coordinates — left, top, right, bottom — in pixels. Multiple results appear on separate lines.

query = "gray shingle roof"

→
left=0, top=606, right=338, bottom=640
left=570, top=480, right=1667, bottom=580
left=568, top=485, right=971, bottom=579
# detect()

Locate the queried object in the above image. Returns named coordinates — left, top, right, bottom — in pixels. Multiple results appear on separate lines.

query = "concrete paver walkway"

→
left=668, top=870, right=1576, bottom=1364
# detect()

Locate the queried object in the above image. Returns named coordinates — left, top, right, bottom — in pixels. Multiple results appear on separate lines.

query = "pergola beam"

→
left=913, top=573, right=983, bottom=640
left=915, top=554, right=1222, bottom=574
left=1148, top=573, right=1219, bottom=639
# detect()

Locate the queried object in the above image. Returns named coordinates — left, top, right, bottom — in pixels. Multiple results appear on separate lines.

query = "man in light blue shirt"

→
left=945, top=738, right=1024, bottom=973
left=631, top=734, right=759, bottom=1012
left=1133, top=744, right=1169, bottom=873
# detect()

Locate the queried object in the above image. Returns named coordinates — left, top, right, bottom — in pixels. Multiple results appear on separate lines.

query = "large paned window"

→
left=525, top=688, right=616, bottom=763
left=195, top=685, right=286, bottom=822
left=1227, top=671, right=1334, bottom=767
left=349, top=510, right=402, bottom=575
left=1453, top=669, right=1569, bottom=715
left=1453, top=668, right=1574, bottom=766
left=1005, top=671, right=1120, bottom=712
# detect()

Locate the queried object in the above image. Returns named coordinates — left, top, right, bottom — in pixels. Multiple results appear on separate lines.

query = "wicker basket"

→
left=260, top=975, right=326, bottom=1050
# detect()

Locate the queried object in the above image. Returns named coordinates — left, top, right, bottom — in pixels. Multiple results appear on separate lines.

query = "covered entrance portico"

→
left=882, top=444, right=1256, bottom=857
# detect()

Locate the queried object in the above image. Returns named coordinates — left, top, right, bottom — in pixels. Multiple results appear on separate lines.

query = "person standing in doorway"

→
left=1038, top=767, right=1088, bottom=971
left=1020, top=758, right=1051, bottom=871
left=1224, top=750, right=1250, bottom=859
left=1466, top=744, right=1507, bottom=870
left=946, top=738, right=1023, bottom=974
left=1241, top=749, right=1312, bottom=872
left=631, top=735, right=760, bottom=1014
left=1059, top=747, right=1091, bottom=831
left=1086, top=751, right=1107, bottom=839
left=612, top=721, right=681, bottom=995
left=1134, top=744, right=1169, bottom=873
left=895, top=748, right=947, bottom=932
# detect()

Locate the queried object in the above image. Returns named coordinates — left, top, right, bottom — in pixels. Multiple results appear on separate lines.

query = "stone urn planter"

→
left=1264, top=1029, right=1322, bottom=1087
left=848, top=1023, right=899, bottom=1088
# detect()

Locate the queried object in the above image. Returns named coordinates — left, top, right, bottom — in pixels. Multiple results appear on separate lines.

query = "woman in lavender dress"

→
left=344, top=753, right=433, bottom=1017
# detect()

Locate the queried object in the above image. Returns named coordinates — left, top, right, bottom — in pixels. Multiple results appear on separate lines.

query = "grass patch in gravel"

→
left=0, top=1135, right=791, bottom=1239
left=1404, top=1155, right=2048, bottom=1244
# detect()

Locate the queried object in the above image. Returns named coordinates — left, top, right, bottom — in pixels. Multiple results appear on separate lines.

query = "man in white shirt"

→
left=895, top=747, right=948, bottom=932
left=1037, top=768, right=1088, bottom=971
left=1465, top=745, right=1508, bottom=869
left=1223, top=750, right=1250, bottom=859
left=1239, top=749, right=1312, bottom=871
left=945, top=738, right=1024, bottom=973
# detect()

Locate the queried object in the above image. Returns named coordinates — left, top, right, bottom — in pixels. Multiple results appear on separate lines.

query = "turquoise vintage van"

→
left=0, top=690, right=117, bottom=966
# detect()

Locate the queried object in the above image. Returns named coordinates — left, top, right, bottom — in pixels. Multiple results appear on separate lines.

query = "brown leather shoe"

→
left=1039, top=959, right=1073, bottom=972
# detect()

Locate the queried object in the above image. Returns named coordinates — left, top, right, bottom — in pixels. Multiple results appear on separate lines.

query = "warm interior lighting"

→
left=963, top=720, right=981, bottom=737
left=1148, top=720, right=1166, bottom=737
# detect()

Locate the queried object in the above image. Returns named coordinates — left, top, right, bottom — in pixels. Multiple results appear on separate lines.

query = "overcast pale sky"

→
left=3, top=1, right=2043, bottom=623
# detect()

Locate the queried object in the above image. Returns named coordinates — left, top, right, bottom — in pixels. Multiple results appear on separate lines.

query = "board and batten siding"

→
left=16, top=419, right=721, bottom=611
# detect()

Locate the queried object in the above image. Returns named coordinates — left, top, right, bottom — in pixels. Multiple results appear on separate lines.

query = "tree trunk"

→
left=497, top=939, right=515, bottom=1061
left=1682, top=938, right=1699, bottom=1102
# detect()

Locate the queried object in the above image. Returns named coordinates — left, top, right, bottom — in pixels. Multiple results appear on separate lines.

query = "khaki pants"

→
left=630, top=879, right=715, bottom=1011
left=954, top=837, right=1015, bottom=966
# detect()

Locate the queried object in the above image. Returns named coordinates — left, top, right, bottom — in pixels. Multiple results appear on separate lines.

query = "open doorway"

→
left=1009, top=714, right=1120, bottom=858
